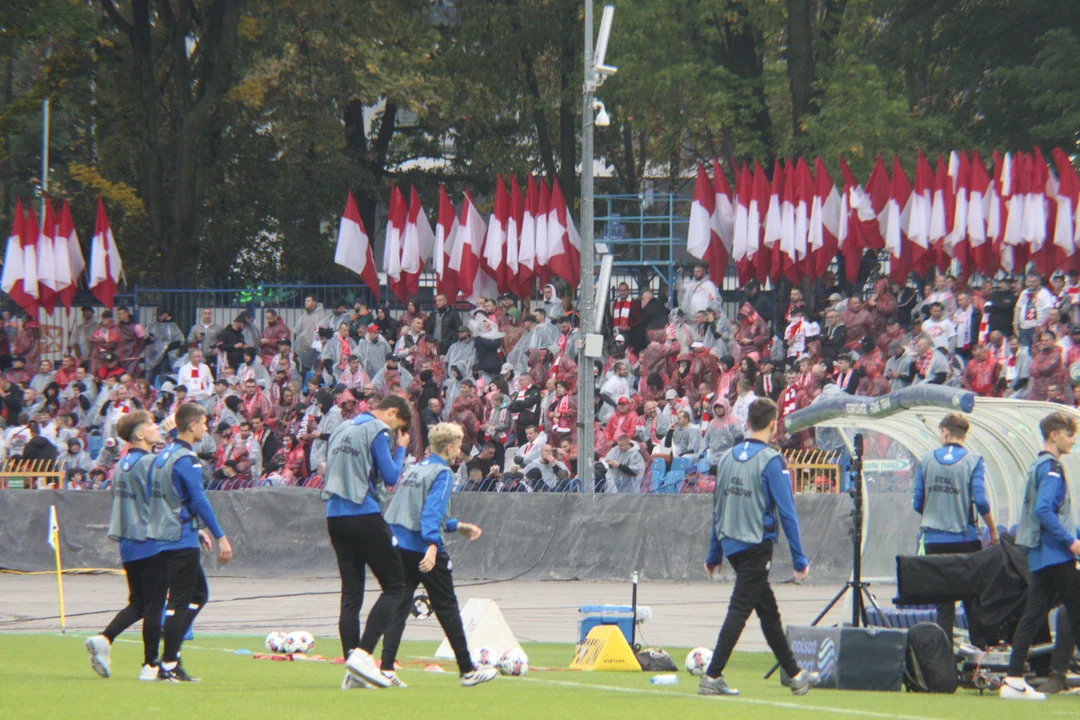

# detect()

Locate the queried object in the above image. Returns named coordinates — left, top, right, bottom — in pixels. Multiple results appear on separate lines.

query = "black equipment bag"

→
left=635, top=648, right=677, bottom=672
left=904, top=622, right=957, bottom=694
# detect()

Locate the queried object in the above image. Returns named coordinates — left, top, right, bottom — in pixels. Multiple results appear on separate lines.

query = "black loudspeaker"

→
left=783, top=625, right=908, bottom=691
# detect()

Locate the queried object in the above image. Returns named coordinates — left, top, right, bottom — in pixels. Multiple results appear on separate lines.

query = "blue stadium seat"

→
left=649, top=459, right=667, bottom=492
left=657, top=470, right=684, bottom=494
left=670, top=456, right=693, bottom=476
left=87, top=432, right=104, bottom=460
left=696, top=457, right=711, bottom=474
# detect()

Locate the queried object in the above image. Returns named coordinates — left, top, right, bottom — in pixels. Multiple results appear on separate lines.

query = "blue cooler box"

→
left=578, top=605, right=634, bottom=645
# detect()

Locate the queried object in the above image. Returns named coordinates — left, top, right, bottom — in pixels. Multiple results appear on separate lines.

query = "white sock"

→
left=162, top=661, right=177, bottom=671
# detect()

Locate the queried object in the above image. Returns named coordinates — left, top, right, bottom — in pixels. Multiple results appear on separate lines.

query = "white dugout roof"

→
left=784, top=386, right=1080, bottom=527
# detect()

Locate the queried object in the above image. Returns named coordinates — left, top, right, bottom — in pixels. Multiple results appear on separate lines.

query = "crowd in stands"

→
left=0, top=261, right=1075, bottom=492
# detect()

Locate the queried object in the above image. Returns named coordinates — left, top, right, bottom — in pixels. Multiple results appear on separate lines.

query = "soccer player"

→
left=323, top=394, right=412, bottom=690
left=1001, top=411, right=1080, bottom=700
left=85, top=410, right=172, bottom=680
left=913, top=412, right=999, bottom=643
left=699, top=398, right=819, bottom=697
left=148, top=403, right=233, bottom=682
left=380, top=423, right=497, bottom=687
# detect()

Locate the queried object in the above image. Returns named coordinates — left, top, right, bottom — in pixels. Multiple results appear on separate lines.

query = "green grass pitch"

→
left=0, top=633, right=1072, bottom=719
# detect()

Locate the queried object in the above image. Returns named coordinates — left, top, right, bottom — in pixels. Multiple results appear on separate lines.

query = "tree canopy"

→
left=1, top=0, right=1077, bottom=284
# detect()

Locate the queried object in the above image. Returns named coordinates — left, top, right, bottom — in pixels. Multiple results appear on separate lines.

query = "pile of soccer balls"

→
left=265, top=630, right=316, bottom=655
left=471, top=646, right=529, bottom=676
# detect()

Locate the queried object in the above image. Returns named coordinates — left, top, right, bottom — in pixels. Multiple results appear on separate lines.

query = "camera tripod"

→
left=764, top=433, right=891, bottom=679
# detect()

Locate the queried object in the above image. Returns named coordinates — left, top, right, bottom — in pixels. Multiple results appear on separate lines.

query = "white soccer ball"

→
left=685, top=647, right=713, bottom=677
left=265, top=631, right=287, bottom=653
left=498, top=649, right=529, bottom=677
left=288, top=631, right=315, bottom=654
left=280, top=632, right=301, bottom=654
left=471, top=646, right=498, bottom=668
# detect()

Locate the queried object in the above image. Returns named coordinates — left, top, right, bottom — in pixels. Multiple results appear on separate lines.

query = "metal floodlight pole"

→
left=578, top=0, right=596, bottom=495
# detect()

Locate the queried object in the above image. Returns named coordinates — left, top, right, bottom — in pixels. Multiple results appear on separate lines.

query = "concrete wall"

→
left=0, top=489, right=920, bottom=583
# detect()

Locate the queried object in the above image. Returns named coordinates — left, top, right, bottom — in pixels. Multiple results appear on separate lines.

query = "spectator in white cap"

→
left=499, top=362, right=520, bottom=394
left=603, top=333, right=638, bottom=378
left=356, top=323, right=392, bottom=378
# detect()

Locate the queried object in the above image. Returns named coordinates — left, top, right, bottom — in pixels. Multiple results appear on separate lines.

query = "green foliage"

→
left=0, top=0, right=1077, bottom=285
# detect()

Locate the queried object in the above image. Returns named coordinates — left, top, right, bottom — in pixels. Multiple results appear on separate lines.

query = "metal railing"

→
left=0, top=459, right=65, bottom=489
left=782, top=449, right=844, bottom=494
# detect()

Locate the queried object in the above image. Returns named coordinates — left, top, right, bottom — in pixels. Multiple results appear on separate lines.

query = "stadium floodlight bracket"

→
left=586, top=5, right=617, bottom=91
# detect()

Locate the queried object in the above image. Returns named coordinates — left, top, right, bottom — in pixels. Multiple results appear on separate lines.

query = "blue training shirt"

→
left=706, top=439, right=808, bottom=572
left=156, top=440, right=225, bottom=553
left=118, top=448, right=160, bottom=563
left=325, top=414, right=406, bottom=518
left=389, top=454, right=460, bottom=553
left=1027, top=454, right=1079, bottom=573
left=912, top=444, right=990, bottom=544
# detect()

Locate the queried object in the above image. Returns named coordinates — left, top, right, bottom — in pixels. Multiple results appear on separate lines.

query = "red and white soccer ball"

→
left=265, top=632, right=287, bottom=653
left=685, top=647, right=713, bottom=677
left=498, top=649, right=529, bottom=677
left=288, top=631, right=315, bottom=654
left=471, top=646, right=498, bottom=668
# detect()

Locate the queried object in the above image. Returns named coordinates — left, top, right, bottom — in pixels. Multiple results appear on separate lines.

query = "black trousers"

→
left=924, top=540, right=983, bottom=645
left=161, top=548, right=209, bottom=664
left=327, top=514, right=407, bottom=657
left=706, top=541, right=800, bottom=679
left=381, top=548, right=474, bottom=674
left=1050, top=606, right=1076, bottom=677
left=101, top=553, right=169, bottom=666
left=1008, top=560, right=1080, bottom=677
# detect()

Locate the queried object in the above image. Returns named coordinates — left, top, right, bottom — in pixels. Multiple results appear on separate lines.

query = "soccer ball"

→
left=288, top=631, right=315, bottom=654
left=280, top=633, right=301, bottom=654
left=685, top=647, right=713, bottom=677
left=498, top=649, right=529, bottom=677
left=265, top=632, right=286, bottom=653
left=471, top=646, right=498, bottom=668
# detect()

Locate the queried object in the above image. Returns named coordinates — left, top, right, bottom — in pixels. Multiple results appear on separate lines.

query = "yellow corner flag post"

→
left=47, top=505, right=66, bottom=633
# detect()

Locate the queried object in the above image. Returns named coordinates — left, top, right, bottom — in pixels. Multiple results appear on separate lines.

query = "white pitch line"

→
left=518, top=677, right=957, bottom=720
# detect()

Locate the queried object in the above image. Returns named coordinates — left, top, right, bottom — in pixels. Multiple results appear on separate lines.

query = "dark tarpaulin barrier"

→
left=0, top=490, right=919, bottom=583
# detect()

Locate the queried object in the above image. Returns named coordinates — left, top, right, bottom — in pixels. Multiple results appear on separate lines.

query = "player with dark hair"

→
left=85, top=410, right=173, bottom=680
left=148, top=403, right=233, bottom=682
left=699, top=398, right=819, bottom=697
left=1001, top=412, right=1080, bottom=700
left=323, top=394, right=413, bottom=690
left=913, top=412, right=998, bottom=643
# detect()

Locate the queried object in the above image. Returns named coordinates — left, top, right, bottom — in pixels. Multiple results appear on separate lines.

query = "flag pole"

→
left=48, top=505, right=66, bottom=633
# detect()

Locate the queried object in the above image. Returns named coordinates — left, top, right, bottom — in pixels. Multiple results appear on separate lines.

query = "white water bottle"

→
left=650, top=674, right=678, bottom=685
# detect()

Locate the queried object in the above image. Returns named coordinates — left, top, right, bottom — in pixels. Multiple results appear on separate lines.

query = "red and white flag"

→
left=905, top=151, right=933, bottom=276
left=779, top=160, right=797, bottom=284
left=885, top=156, right=912, bottom=283
left=507, top=176, right=524, bottom=296
left=547, top=177, right=580, bottom=286
left=90, top=198, right=125, bottom=309
left=810, top=156, right=841, bottom=277
left=945, top=151, right=970, bottom=275
left=453, top=189, right=487, bottom=301
left=57, top=200, right=84, bottom=309
left=1052, top=148, right=1079, bottom=267
left=482, top=175, right=510, bottom=293
left=401, top=186, right=434, bottom=299
left=517, top=177, right=537, bottom=297
left=792, top=158, right=813, bottom=281
left=36, top=199, right=58, bottom=314
left=929, top=154, right=952, bottom=272
left=534, top=179, right=551, bottom=286
left=687, top=163, right=716, bottom=265
left=434, top=184, right=460, bottom=299
left=710, top=158, right=735, bottom=284
left=1, top=198, right=38, bottom=316
left=383, top=185, right=407, bottom=301
left=732, top=164, right=751, bottom=285
left=1027, top=148, right=1052, bottom=274
left=838, top=156, right=872, bottom=284
left=762, top=159, right=783, bottom=285
left=967, top=151, right=993, bottom=276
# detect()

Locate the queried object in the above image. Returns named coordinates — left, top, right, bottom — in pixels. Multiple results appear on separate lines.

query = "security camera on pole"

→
left=578, top=3, right=616, bottom=494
